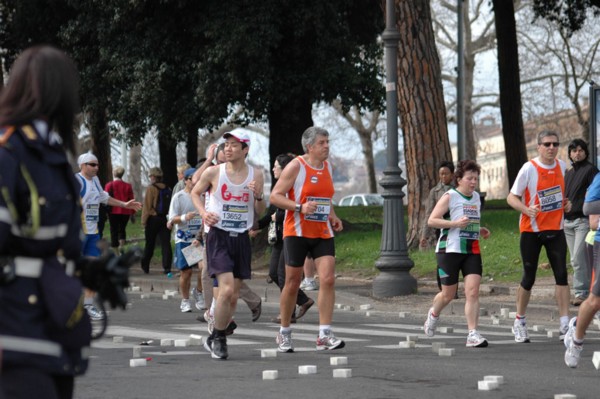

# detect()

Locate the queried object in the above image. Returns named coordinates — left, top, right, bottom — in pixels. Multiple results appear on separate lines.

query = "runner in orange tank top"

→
left=270, top=127, right=345, bottom=353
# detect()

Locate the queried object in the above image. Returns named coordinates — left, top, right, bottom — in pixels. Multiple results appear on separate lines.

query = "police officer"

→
left=0, top=46, right=91, bottom=399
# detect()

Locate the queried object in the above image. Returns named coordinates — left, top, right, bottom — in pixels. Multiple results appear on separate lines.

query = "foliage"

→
left=532, top=0, right=600, bottom=35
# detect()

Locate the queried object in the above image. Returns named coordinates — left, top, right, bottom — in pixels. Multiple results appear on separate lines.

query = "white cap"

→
left=77, top=153, right=98, bottom=168
left=223, top=131, right=251, bottom=147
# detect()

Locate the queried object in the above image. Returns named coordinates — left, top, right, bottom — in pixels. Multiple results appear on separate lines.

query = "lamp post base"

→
left=372, top=270, right=417, bottom=298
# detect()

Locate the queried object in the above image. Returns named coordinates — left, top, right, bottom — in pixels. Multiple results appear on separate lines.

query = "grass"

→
left=109, top=201, right=555, bottom=283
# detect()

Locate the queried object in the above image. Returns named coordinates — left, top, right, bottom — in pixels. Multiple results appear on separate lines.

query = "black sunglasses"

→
left=540, top=142, right=559, bottom=148
left=86, top=163, right=99, bottom=167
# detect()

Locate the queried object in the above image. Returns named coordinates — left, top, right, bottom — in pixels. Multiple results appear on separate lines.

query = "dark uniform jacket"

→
left=0, top=122, right=91, bottom=376
left=565, top=160, right=598, bottom=220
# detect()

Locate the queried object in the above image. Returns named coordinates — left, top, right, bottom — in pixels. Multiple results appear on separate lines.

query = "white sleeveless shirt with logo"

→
left=205, top=163, right=255, bottom=233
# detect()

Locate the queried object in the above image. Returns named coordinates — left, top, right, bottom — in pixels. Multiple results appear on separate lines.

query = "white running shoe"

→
left=564, top=317, right=582, bottom=368
left=204, top=310, right=215, bottom=334
left=300, top=279, right=318, bottom=291
left=191, top=287, right=205, bottom=310
left=466, top=330, right=488, bottom=348
left=180, top=299, right=192, bottom=313
left=423, top=308, right=439, bottom=337
left=84, top=304, right=105, bottom=321
left=276, top=330, right=294, bottom=353
left=316, top=330, right=345, bottom=350
left=512, top=319, right=530, bottom=343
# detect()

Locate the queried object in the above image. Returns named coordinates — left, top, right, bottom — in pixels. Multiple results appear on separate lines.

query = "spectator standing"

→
left=420, top=161, right=455, bottom=250
left=564, top=139, right=598, bottom=306
left=105, top=166, right=135, bottom=255
left=141, top=167, right=173, bottom=275
left=173, top=163, right=192, bottom=194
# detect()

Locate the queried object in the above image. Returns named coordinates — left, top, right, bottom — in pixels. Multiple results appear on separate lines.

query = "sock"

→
left=305, top=277, right=315, bottom=283
left=468, top=329, right=477, bottom=335
left=84, top=297, right=94, bottom=306
left=280, top=326, right=291, bottom=334
left=516, top=314, right=526, bottom=324
left=560, top=315, right=569, bottom=328
left=210, top=298, right=216, bottom=315
left=319, top=325, right=332, bottom=337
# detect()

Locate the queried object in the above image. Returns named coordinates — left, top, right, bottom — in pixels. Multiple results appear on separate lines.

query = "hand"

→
left=564, top=199, right=572, bottom=213
left=124, top=199, right=142, bottom=212
left=524, top=204, right=540, bottom=219
left=329, top=215, right=343, bottom=232
left=191, top=239, right=201, bottom=247
left=454, top=216, right=470, bottom=229
left=303, top=201, right=318, bottom=215
left=480, top=227, right=491, bottom=239
left=248, top=229, right=259, bottom=238
left=203, top=211, right=220, bottom=227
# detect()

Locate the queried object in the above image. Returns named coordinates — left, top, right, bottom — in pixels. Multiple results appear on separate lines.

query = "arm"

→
left=141, top=186, right=156, bottom=227
left=191, top=143, right=218, bottom=185
left=270, top=159, right=301, bottom=212
left=191, top=166, right=219, bottom=227
left=428, top=193, right=469, bottom=230
left=249, top=166, right=266, bottom=218
left=507, top=192, right=539, bottom=219
left=106, top=196, right=142, bottom=211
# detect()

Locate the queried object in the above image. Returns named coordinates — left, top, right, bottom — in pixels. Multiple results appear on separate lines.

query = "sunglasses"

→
left=86, top=163, right=99, bottom=167
left=540, top=142, right=559, bottom=148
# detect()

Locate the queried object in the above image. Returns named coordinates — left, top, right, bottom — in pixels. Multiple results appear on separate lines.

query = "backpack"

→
left=153, top=184, right=172, bottom=216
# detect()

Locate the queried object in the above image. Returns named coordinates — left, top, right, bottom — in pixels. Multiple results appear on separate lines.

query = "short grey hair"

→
left=301, top=127, right=329, bottom=153
left=537, top=130, right=559, bottom=144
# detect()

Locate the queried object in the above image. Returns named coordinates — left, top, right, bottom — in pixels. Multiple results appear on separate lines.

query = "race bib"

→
left=187, top=216, right=202, bottom=233
left=304, top=197, right=331, bottom=222
left=459, top=203, right=480, bottom=240
left=538, top=185, right=563, bottom=212
left=85, top=203, right=99, bottom=223
left=221, top=204, right=249, bottom=229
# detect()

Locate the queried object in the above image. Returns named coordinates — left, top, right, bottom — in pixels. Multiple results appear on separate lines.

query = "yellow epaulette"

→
left=0, top=126, right=15, bottom=147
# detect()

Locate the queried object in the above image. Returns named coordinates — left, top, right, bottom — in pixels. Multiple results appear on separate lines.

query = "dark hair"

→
left=0, top=45, right=80, bottom=154
left=438, top=160, right=455, bottom=174
left=275, top=152, right=295, bottom=170
left=454, top=159, right=481, bottom=181
left=568, top=138, right=589, bottom=161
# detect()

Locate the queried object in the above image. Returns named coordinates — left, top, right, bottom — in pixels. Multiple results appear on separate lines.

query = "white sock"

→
left=560, top=315, right=569, bottom=328
left=280, top=326, right=291, bottom=334
left=319, top=325, right=331, bottom=337
left=210, top=298, right=216, bottom=315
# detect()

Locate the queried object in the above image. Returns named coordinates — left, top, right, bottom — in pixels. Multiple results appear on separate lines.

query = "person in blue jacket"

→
left=0, top=46, right=91, bottom=399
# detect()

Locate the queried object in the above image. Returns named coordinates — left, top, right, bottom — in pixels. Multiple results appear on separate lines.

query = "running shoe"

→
left=84, top=304, right=105, bottom=321
left=251, top=300, right=262, bottom=322
left=316, top=330, right=345, bottom=350
left=180, top=299, right=192, bottom=313
left=466, top=330, right=488, bottom=348
left=276, top=330, right=294, bottom=353
left=559, top=323, right=569, bottom=341
left=210, top=335, right=228, bottom=360
left=423, top=308, right=439, bottom=337
left=564, top=317, right=582, bottom=368
left=204, top=310, right=215, bottom=334
left=191, top=287, right=205, bottom=310
left=225, top=320, right=237, bottom=336
left=512, top=319, right=530, bottom=343
left=300, top=279, right=318, bottom=291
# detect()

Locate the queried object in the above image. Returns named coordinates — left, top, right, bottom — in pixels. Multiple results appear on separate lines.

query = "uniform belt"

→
left=14, top=257, right=43, bottom=278
left=0, top=335, right=61, bottom=357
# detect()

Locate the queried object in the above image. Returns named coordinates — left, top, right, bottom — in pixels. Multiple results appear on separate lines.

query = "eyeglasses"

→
left=86, top=163, right=99, bottom=167
left=540, top=142, right=560, bottom=148
left=185, top=177, right=193, bottom=181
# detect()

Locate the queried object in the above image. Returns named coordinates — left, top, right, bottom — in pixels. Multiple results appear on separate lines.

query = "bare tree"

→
left=395, top=0, right=453, bottom=249
left=432, top=0, right=497, bottom=161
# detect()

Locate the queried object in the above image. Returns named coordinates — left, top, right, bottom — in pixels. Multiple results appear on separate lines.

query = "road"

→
left=76, top=284, right=599, bottom=399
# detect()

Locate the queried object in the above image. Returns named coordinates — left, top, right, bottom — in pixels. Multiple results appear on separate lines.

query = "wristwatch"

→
left=255, top=192, right=264, bottom=201
left=295, top=203, right=302, bottom=213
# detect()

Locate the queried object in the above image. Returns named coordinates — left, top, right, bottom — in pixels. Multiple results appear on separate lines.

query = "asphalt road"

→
left=76, top=288, right=600, bottom=399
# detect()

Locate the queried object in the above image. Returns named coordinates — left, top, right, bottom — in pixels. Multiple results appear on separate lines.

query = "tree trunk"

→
left=267, top=97, right=313, bottom=188
left=464, top=50, right=477, bottom=161
left=186, top=125, right=198, bottom=167
left=396, top=0, right=453, bottom=249
left=358, top=129, right=377, bottom=193
left=158, top=133, right=178, bottom=189
left=492, top=0, right=527, bottom=187
left=87, top=106, right=113, bottom=187
left=129, top=144, right=143, bottom=201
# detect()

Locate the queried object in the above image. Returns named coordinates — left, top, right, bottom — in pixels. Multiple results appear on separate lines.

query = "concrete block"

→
left=431, top=342, right=446, bottom=353
left=160, top=339, right=174, bottom=346
left=478, top=380, right=498, bottom=391
left=174, top=339, right=189, bottom=347
left=532, top=325, right=545, bottom=332
left=484, top=375, right=504, bottom=385
left=399, top=341, right=416, bottom=348
left=509, top=311, right=517, bottom=319
left=554, top=395, right=577, bottom=399
left=130, top=358, right=147, bottom=367
left=547, top=330, right=560, bottom=338
left=592, top=352, right=600, bottom=370
left=365, top=311, right=371, bottom=317
left=438, top=327, right=453, bottom=333
left=479, top=308, right=488, bottom=316
left=132, top=346, right=142, bottom=357
left=112, top=336, right=124, bottom=343
left=398, top=312, right=410, bottom=318
left=335, top=304, right=344, bottom=309
left=189, top=334, right=202, bottom=346
left=360, top=304, right=373, bottom=310
left=438, top=348, right=455, bottom=357
left=130, top=286, right=141, bottom=292
left=500, top=308, right=510, bottom=318
left=333, top=369, right=352, bottom=378
left=262, top=370, right=279, bottom=380
left=405, top=335, right=418, bottom=342
left=343, top=305, right=355, bottom=311
left=261, top=349, right=277, bottom=358
left=492, top=318, right=501, bottom=325
left=330, top=357, right=348, bottom=366
left=162, top=294, right=170, bottom=300
left=140, top=294, right=150, bottom=299
left=298, top=365, right=317, bottom=375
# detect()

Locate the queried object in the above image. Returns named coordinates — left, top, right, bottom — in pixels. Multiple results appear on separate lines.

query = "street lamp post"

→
left=372, top=0, right=417, bottom=298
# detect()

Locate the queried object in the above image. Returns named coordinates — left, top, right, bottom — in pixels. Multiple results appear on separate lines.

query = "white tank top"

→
left=205, top=163, right=255, bottom=233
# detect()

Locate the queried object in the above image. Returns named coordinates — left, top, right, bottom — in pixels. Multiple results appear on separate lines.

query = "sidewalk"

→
left=128, top=262, right=574, bottom=328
